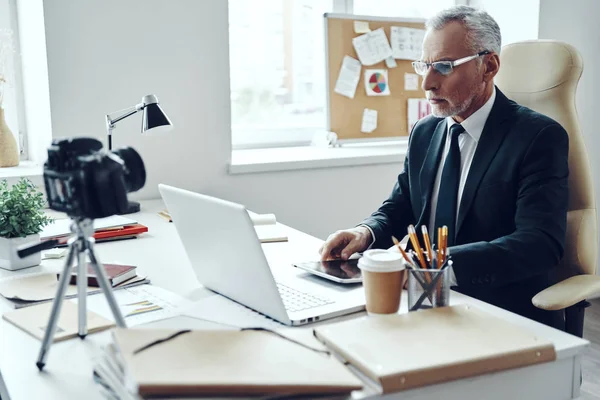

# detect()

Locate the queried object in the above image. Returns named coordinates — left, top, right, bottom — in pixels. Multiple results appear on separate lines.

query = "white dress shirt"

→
left=361, top=88, right=496, bottom=285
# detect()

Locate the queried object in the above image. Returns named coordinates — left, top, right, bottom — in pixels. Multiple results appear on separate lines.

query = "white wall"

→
left=468, top=0, right=540, bottom=46
left=40, top=0, right=401, bottom=240
left=538, top=0, right=600, bottom=271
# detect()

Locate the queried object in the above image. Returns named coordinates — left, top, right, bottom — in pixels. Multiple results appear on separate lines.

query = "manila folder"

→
left=113, top=327, right=363, bottom=397
left=314, top=305, right=556, bottom=393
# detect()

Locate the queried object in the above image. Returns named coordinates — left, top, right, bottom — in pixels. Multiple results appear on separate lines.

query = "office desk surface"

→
left=0, top=199, right=589, bottom=400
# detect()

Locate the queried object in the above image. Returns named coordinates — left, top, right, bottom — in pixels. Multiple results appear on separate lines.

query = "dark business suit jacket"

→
left=361, top=88, right=569, bottom=329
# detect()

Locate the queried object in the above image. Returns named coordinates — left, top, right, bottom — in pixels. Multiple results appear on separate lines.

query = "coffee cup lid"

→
left=358, top=249, right=405, bottom=272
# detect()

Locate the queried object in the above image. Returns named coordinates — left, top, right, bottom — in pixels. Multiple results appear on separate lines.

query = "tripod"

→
left=24, top=218, right=127, bottom=371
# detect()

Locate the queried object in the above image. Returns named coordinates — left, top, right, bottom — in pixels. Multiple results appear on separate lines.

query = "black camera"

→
left=44, top=137, right=146, bottom=219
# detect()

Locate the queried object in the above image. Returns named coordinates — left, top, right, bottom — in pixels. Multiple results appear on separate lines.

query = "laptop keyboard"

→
left=276, top=283, right=335, bottom=312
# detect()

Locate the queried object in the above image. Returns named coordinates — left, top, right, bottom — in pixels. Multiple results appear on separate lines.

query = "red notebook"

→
left=53, top=224, right=148, bottom=246
left=60, top=263, right=138, bottom=287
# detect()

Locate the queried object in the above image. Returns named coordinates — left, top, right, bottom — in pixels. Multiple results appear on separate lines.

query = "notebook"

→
left=313, top=305, right=556, bottom=393
left=113, top=328, right=363, bottom=397
left=41, top=215, right=138, bottom=240
left=61, top=263, right=138, bottom=287
left=3, top=300, right=115, bottom=342
left=249, top=212, right=288, bottom=243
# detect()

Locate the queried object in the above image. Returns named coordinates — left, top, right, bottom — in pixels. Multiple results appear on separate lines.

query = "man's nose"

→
left=422, top=67, right=440, bottom=92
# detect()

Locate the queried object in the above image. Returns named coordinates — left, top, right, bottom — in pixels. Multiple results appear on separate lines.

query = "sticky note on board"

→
left=353, top=21, right=371, bottom=33
left=361, top=108, right=378, bottom=133
left=385, top=56, right=397, bottom=68
left=404, top=73, right=419, bottom=91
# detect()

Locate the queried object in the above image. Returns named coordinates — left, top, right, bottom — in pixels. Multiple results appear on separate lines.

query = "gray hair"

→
left=426, top=5, right=502, bottom=55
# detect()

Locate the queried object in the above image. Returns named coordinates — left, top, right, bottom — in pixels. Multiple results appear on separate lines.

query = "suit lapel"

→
left=456, top=89, right=513, bottom=235
left=417, top=119, right=447, bottom=226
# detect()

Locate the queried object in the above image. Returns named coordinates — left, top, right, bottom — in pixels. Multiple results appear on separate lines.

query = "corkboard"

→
left=325, top=14, right=426, bottom=142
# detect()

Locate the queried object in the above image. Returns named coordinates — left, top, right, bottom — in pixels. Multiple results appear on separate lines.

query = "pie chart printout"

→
left=364, top=69, right=390, bottom=96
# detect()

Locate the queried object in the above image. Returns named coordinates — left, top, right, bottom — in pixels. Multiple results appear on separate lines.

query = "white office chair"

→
left=496, top=40, right=600, bottom=337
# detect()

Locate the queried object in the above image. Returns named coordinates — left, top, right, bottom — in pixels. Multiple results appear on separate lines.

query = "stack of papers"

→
left=0, top=271, right=150, bottom=309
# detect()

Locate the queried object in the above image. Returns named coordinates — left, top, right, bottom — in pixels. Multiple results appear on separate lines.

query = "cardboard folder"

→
left=113, top=327, right=363, bottom=397
left=3, top=301, right=115, bottom=342
left=313, top=305, right=556, bottom=393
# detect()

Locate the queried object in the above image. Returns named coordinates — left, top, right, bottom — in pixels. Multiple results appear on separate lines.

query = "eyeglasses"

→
left=412, top=50, right=491, bottom=76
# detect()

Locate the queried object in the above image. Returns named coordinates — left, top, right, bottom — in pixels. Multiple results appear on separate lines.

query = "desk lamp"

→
left=105, top=94, right=172, bottom=214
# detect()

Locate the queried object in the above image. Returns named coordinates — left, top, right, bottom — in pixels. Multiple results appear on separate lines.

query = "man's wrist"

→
left=357, top=224, right=375, bottom=249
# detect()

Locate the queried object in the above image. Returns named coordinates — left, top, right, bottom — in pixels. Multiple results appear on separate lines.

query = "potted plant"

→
left=0, top=178, right=52, bottom=270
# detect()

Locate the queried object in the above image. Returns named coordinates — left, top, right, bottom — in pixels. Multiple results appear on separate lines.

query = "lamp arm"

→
left=105, top=103, right=146, bottom=150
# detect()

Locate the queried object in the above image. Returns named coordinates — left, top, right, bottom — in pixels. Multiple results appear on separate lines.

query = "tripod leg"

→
left=87, top=243, right=127, bottom=328
left=77, top=240, right=88, bottom=339
left=36, top=244, right=77, bottom=371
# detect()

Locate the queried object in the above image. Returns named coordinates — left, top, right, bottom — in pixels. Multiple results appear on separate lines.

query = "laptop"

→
left=158, top=184, right=365, bottom=326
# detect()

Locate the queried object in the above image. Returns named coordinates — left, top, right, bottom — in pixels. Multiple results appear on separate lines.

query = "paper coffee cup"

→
left=358, top=249, right=406, bottom=315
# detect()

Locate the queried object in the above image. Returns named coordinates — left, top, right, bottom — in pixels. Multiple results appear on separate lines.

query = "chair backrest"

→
left=496, top=40, right=597, bottom=276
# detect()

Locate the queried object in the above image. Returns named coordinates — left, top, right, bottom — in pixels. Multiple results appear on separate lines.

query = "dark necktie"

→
left=434, top=123, right=465, bottom=246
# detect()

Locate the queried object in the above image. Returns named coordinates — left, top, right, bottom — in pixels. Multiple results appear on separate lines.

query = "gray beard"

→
left=430, top=96, right=474, bottom=118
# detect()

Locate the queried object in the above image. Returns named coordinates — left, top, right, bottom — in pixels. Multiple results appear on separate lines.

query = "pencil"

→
left=407, top=225, right=428, bottom=269
left=158, top=210, right=172, bottom=222
left=440, top=225, right=449, bottom=268
left=391, top=236, right=417, bottom=268
left=421, top=226, right=434, bottom=268
left=437, top=227, right=443, bottom=269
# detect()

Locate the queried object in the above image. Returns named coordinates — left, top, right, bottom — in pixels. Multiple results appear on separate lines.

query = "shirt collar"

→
left=446, top=87, right=496, bottom=143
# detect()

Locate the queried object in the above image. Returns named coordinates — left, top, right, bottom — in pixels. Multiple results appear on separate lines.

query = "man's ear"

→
left=483, top=53, right=500, bottom=82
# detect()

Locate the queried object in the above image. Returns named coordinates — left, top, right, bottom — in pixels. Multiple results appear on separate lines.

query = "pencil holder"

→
left=407, top=268, right=450, bottom=312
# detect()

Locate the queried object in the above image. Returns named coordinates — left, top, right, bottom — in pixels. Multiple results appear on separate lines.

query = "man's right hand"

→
left=318, top=226, right=373, bottom=261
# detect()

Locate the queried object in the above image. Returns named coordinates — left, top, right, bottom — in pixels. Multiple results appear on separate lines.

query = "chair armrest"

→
left=532, top=274, right=600, bottom=311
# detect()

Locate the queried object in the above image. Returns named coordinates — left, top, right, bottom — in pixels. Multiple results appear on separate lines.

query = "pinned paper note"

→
left=334, top=55, right=361, bottom=99
left=361, top=108, right=378, bottom=133
left=385, top=56, right=397, bottom=68
left=352, top=28, right=393, bottom=66
left=404, top=73, right=419, bottom=91
left=391, top=26, right=426, bottom=60
left=408, top=98, right=432, bottom=132
left=353, top=21, right=371, bottom=33
left=365, top=69, right=390, bottom=96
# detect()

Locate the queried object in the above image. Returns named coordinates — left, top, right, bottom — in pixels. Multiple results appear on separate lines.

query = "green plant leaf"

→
left=0, top=178, right=53, bottom=238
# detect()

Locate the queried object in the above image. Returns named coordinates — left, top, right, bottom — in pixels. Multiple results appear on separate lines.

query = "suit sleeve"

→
left=451, top=123, right=569, bottom=288
left=359, top=129, right=417, bottom=249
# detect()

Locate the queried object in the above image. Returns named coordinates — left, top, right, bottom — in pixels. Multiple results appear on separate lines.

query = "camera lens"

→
left=113, top=147, right=146, bottom=192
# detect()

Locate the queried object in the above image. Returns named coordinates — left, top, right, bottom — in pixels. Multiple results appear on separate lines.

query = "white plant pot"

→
left=0, top=234, right=42, bottom=271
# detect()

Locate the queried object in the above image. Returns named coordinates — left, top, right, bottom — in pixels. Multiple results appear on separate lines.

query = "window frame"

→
left=1, top=0, right=29, bottom=160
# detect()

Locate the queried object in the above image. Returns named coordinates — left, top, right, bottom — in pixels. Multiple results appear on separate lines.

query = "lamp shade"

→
left=141, top=95, right=173, bottom=135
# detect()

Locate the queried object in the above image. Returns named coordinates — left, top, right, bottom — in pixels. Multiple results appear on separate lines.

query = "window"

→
left=353, top=0, right=457, bottom=19
left=228, top=0, right=458, bottom=149
left=229, top=0, right=334, bottom=149
left=0, top=0, right=26, bottom=159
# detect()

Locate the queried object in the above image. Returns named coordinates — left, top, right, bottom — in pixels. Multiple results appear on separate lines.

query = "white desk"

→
left=0, top=199, right=589, bottom=400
